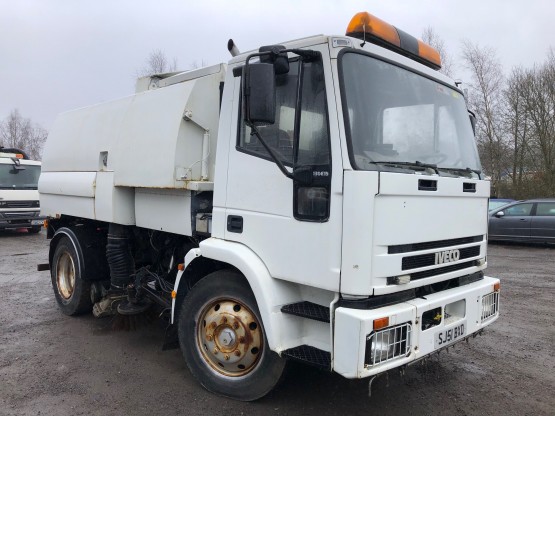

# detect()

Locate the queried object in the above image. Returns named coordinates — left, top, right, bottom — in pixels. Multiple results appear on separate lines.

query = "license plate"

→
left=434, top=321, right=466, bottom=349
left=31, top=219, right=44, bottom=225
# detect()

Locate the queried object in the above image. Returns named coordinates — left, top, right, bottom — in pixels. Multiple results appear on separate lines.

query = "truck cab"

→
left=0, top=148, right=43, bottom=233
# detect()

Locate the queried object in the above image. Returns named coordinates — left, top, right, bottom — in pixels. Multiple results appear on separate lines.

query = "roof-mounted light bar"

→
left=346, top=12, right=441, bottom=70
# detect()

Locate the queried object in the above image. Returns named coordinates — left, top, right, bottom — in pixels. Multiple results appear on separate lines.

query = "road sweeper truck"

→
left=38, top=11, right=500, bottom=400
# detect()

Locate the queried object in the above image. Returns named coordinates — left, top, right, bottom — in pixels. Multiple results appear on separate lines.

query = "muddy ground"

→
left=0, top=230, right=553, bottom=415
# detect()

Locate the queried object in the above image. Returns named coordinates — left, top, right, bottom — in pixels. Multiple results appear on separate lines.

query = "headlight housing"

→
left=365, top=323, right=412, bottom=366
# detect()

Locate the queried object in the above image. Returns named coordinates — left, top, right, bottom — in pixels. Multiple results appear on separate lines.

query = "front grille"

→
left=0, top=200, right=39, bottom=208
left=481, top=291, right=499, bottom=322
left=388, top=235, right=483, bottom=254
left=365, top=323, right=412, bottom=366
left=402, top=246, right=481, bottom=270
left=2, top=212, right=36, bottom=218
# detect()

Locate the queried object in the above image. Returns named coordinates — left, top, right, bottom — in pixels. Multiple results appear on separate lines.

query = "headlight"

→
left=365, top=323, right=412, bottom=366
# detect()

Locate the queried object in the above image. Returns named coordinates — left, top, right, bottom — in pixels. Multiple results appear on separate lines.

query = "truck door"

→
left=224, top=47, right=342, bottom=292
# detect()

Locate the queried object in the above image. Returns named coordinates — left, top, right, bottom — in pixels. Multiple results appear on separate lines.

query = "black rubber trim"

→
left=337, top=271, right=485, bottom=311
left=338, top=289, right=416, bottom=311
left=281, top=301, right=330, bottom=323
left=282, top=345, right=331, bottom=368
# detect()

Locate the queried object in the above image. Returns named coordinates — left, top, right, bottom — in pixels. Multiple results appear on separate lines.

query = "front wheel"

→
left=51, top=236, right=93, bottom=315
left=177, top=270, right=285, bottom=401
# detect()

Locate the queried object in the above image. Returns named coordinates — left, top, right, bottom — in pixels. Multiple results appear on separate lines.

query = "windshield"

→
left=340, top=52, right=481, bottom=177
left=0, top=163, right=41, bottom=190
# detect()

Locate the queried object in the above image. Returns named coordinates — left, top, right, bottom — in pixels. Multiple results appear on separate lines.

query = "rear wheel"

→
left=51, top=236, right=92, bottom=315
left=177, top=270, right=285, bottom=401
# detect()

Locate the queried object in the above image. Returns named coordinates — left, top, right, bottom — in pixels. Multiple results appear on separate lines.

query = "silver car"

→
left=488, top=199, right=555, bottom=244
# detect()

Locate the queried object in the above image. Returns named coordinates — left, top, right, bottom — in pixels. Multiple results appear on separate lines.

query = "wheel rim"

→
left=56, top=251, right=76, bottom=300
left=196, top=299, right=263, bottom=378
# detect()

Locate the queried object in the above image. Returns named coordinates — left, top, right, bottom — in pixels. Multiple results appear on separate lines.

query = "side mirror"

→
left=495, top=211, right=505, bottom=218
left=244, top=63, right=276, bottom=125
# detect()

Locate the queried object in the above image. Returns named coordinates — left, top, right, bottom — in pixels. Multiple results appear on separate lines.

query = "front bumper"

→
left=0, top=212, right=43, bottom=229
left=333, top=276, right=500, bottom=379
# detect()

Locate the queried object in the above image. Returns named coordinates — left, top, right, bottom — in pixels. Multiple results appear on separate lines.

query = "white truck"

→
left=0, top=148, right=43, bottom=233
left=38, top=11, right=500, bottom=400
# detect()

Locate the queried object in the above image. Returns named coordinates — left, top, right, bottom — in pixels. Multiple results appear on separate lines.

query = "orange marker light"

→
left=177, top=263, right=185, bottom=271
left=345, top=11, right=441, bottom=70
left=494, top=282, right=500, bottom=292
left=373, top=317, right=390, bottom=331
left=171, top=290, right=177, bottom=299
left=417, top=40, right=441, bottom=70
left=346, top=12, right=400, bottom=47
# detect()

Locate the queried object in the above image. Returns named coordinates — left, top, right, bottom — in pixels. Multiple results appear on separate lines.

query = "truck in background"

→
left=38, top=11, right=500, bottom=401
left=0, top=148, right=43, bottom=233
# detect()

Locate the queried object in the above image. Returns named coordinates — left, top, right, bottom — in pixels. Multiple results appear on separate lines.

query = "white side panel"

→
left=39, top=194, right=95, bottom=220
left=95, top=172, right=135, bottom=225
left=41, top=67, right=225, bottom=192
left=341, top=171, right=379, bottom=295
left=375, top=174, right=489, bottom=246
left=134, top=188, right=192, bottom=235
left=38, top=172, right=97, bottom=219
left=38, top=171, right=96, bottom=197
left=41, top=98, right=133, bottom=173
left=113, top=81, right=196, bottom=187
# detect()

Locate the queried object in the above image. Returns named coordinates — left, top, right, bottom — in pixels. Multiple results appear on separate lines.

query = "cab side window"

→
left=238, top=61, right=299, bottom=166
left=296, top=60, right=330, bottom=167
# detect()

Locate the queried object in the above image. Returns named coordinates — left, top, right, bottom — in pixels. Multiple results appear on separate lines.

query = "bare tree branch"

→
left=0, top=109, right=47, bottom=160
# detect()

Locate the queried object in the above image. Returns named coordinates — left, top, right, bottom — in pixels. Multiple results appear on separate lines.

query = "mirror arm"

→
left=246, top=122, right=293, bottom=180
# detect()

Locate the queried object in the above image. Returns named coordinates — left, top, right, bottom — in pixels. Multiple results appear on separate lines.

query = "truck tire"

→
left=177, top=270, right=285, bottom=401
left=51, top=236, right=93, bottom=315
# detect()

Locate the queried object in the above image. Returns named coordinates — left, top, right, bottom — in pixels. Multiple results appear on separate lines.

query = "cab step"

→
left=281, top=301, right=330, bottom=323
left=281, top=345, right=331, bottom=369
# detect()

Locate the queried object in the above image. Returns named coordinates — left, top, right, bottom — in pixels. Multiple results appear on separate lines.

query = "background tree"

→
left=421, top=27, right=456, bottom=78
left=502, top=67, right=531, bottom=197
left=138, top=49, right=178, bottom=77
left=518, top=53, right=555, bottom=197
left=461, top=41, right=506, bottom=195
left=0, top=109, right=48, bottom=160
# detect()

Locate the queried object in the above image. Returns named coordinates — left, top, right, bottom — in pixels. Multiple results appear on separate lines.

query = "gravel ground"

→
left=0, top=229, right=553, bottom=415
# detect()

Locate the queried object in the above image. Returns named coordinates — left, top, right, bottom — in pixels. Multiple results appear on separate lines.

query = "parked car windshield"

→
left=0, top=163, right=41, bottom=190
left=340, top=52, right=481, bottom=177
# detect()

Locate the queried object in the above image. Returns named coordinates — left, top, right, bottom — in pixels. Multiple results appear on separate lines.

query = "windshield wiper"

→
left=437, top=166, right=481, bottom=177
left=372, top=160, right=439, bottom=174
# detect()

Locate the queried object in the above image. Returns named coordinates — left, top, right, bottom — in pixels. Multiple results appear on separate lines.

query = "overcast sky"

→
left=1, top=0, right=554, bottom=132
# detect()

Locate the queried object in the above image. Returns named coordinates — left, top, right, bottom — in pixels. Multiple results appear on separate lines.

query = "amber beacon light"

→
left=346, top=11, right=442, bottom=70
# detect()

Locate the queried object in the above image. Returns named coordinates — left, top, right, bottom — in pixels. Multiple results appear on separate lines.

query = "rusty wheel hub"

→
left=196, top=299, right=263, bottom=377
left=56, top=251, right=75, bottom=300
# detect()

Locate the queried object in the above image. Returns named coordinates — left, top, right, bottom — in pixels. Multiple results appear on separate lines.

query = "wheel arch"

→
left=171, top=238, right=300, bottom=352
left=49, top=224, right=109, bottom=281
